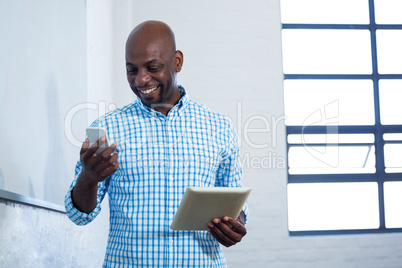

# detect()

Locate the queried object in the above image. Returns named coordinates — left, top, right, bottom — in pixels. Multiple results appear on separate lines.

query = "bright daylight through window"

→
left=280, top=0, right=402, bottom=235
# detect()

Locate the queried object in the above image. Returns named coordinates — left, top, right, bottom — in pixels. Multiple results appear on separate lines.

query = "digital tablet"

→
left=170, top=187, right=251, bottom=231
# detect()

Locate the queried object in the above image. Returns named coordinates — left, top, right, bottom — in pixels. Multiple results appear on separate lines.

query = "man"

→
left=65, top=20, right=247, bottom=267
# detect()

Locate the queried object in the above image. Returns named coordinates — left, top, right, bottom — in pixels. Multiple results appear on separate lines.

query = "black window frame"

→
left=283, top=0, right=402, bottom=236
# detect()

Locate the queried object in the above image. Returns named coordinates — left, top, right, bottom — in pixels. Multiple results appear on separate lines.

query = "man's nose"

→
left=135, top=69, right=151, bottom=86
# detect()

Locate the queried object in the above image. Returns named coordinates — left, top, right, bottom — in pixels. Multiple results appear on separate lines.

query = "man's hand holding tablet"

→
left=208, top=210, right=247, bottom=247
left=170, top=187, right=251, bottom=247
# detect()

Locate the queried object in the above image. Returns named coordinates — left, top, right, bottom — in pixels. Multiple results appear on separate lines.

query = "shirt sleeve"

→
left=64, top=160, right=109, bottom=226
left=215, top=117, right=249, bottom=224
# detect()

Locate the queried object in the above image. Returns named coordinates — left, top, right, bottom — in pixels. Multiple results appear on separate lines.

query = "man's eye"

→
left=148, top=66, right=161, bottom=72
left=127, top=68, right=137, bottom=74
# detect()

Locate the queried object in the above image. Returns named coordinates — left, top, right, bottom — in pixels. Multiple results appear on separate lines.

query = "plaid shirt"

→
left=65, top=86, right=247, bottom=267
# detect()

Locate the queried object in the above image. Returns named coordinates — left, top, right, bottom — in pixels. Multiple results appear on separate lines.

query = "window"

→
left=281, top=0, right=402, bottom=235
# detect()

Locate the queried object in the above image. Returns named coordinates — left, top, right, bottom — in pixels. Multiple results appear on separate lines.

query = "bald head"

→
left=126, top=20, right=176, bottom=57
left=125, top=21, right=184, bottom=115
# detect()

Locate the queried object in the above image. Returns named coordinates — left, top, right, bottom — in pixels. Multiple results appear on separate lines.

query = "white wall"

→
left=0, top=1, right=110, bottom=267
left=0, top=0, right=87, bottom=205
left=2, top=1, right=402, bottom=267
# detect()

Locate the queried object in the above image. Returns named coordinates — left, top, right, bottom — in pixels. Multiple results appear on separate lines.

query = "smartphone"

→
left=86, top=127, right=110, bottom=155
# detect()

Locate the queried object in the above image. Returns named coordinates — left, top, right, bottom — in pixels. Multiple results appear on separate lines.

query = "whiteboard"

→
left=0, top=0, right=87, bottom=207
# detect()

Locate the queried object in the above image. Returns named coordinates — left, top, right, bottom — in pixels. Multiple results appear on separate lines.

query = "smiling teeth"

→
left=140, top=86, right=157, bottom=94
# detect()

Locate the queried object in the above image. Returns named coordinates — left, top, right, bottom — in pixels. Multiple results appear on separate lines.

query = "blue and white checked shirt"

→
left=65, top=86, right=247, bottom=267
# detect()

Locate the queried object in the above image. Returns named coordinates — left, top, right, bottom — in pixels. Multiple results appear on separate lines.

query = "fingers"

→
left=80, top=139, right=90, bottom=155
left=80, top=139, right=119, bottom=182
left=93, top=151, right=118, bottom=173
left=100, top=142, right=118, bottom=158
left=82, top=136, right=107, bottom=160
left=208, top=222, right=236, bottom=247
left=99, top=160, right=119, bottom=178
left=208, top=217, right=247, bottom=248
left=223, top=216, right=247, bottom=236
left=91, top=142, right=119, bottom=173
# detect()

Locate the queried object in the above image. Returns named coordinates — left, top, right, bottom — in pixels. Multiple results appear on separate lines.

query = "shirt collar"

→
left=135, top=85, right=189, bottom=117
left=175, top=85, right=189, bottom=114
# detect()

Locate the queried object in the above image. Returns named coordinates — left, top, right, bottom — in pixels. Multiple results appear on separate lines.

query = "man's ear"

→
left=174, top=50, right=184, bottom=72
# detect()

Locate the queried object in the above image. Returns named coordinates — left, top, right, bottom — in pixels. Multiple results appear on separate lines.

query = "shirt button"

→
left=169, top=177, right=174, bottom=181
left=169, top=239, right=173, bottom=245
left=169, top=208, right=174, bottom=213
left=169, top=148, right=174, bottom=153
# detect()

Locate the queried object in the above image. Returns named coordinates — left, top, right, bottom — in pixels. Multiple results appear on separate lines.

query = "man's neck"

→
left=153, top=86, right=182, bottom=116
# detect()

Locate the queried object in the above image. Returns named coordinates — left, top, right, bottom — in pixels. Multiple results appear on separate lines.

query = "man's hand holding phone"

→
left=71, top=128, right=119, bottom=213
left=79, top=135, right=119, bottom=186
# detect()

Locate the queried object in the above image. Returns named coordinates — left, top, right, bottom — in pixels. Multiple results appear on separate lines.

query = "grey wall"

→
left=0, top=199, right=109, bottom=267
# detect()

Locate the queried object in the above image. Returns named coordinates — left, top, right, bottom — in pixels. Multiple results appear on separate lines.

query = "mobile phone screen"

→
left=86, top=127, right=110, bottom=155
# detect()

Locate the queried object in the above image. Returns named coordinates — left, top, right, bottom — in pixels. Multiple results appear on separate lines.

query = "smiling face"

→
left=125, top=21, right=183, bottom=115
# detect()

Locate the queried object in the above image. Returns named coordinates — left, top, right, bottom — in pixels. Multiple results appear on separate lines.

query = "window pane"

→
left=377, top=30, right=402, bottom=74
left=384, top=181, right=402, bottom=228
left=287, top=182, right=379, bottom=231
left=284, top=80, right=375, bottom=126
left=375, top=0, right=402, bottom=24
left=384, top=144, right=402, bottom=173
left=280, top=0, right=369, bottom=24
left=288, top=145, right=376, bottom=174
left=384, top=133, right=402, bottom=141
left=288, top=134, right=375, bottom=144
left=282, top=29, right=372, bottom=74
left=379, top=80, right=402, bottom=125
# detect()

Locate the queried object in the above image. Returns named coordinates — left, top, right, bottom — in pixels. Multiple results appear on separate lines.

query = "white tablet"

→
left=170, top=187, right=251, bottom=231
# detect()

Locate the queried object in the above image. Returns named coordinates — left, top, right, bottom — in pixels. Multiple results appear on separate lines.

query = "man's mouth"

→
left=138, top=86, right=158, bottom=95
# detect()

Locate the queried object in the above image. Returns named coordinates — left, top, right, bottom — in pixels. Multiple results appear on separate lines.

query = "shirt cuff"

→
left=64, top=186, right=101, bottom=226
left=242, top=202, right=249, bottom=224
